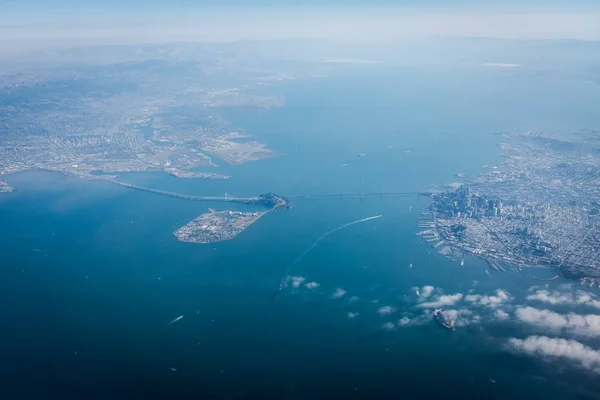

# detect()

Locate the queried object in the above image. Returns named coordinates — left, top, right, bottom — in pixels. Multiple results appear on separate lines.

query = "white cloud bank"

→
left=401, top=285, right=514, bottom=327
left=377, top=306, right=396, bottom=316
left=305, top=281, right=320, bottom=289
left=382, top=322, right=396, bottom=331
left=282, top=276, right=319, bottom=290
left=515, top=307, right=600, bottom=338
left=527, top=289, right=600, bottom=310
left=331, top=288, right=347, bottom=299
left=465, top=289, right=511, bottom=309
left=290, top=276, right=306, bottom=289
left=494, top=310, right=510, bottom=321
left=446, top=309, right=481, bottom=327
left=508, top=336, right=600, bottom=375
left=413, top=285, right=435, bottom=298
left=421, top=286, right=435, bottom=298
left=418, top=293, right=463, bottom=309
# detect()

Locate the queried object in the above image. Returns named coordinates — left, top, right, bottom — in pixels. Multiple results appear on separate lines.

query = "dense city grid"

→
left=420, top=130, right=600, bottom=284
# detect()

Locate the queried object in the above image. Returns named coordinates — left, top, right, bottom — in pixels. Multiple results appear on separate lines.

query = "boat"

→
left=460, top=258, right=465, bottom=267
left=433, top=309, right=455, bottom=330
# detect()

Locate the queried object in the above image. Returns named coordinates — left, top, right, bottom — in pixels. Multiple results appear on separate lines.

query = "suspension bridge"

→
left=288, top=191, right=429, bottom=200
left=108, top=179, right=430, bottom=203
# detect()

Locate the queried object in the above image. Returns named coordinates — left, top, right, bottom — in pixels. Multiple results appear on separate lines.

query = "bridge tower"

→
left=225, top=192, right=229, bottom=201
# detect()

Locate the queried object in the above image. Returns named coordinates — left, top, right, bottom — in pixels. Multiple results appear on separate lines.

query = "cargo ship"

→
left=433, top=309, right=456, bottom=330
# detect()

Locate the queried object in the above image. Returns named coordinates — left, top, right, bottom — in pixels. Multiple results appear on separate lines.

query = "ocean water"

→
left=2, top=65, right=600, bottom=399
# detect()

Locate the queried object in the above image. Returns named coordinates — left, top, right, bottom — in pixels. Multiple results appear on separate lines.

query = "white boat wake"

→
left=168, top=315, right=184, bottom=325
left=278, top=215, right=382, bottom=290
left=293, top=215, right=382, bottom=264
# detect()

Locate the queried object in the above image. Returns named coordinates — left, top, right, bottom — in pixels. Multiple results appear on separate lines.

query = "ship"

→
left=433, top=309, right=456, bottom=330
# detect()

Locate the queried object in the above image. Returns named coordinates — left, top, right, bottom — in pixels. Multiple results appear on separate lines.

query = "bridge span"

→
left=289, top=192, right=430, bottom=200
left=107, top=179, right=431, bottom=203
left=108, top=180, right=252, bottom=202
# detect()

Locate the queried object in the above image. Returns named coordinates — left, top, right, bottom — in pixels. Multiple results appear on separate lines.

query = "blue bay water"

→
left=1, top=66, right=600, bottom=398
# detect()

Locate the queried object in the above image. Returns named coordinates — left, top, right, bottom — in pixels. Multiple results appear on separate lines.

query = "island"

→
left=174, top=210, right=266, bottom=244
left=418, top=130, right=600, bottom=286
left=173, top=193, right=290, bottom=244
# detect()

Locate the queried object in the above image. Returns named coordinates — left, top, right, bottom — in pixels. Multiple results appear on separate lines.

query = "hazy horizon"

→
left=1, top=1, right=600, bottom=56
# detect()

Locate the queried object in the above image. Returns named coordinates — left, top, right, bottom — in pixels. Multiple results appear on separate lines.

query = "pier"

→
left=485, top=258, right=507, bottom=273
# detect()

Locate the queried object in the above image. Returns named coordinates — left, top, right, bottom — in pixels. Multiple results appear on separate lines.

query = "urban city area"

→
left=419, top=130, right=600, bottom=284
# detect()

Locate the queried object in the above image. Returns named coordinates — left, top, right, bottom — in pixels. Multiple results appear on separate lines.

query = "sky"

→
left=1, top=0, right=600, bottom=53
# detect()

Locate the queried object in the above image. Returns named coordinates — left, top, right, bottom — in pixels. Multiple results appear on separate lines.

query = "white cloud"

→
left=515, top=307, right=600, bottom=338
left=497, top=289, right=510, bottom=301
left=382, top=322, right=396, bottom=331
left=494, top=310, right=510, bottom=321
left=445, top=309, right=464, bottom=319
left=413, top=285, right=436, bottom=299
left=282, top=275, right=306, bottom=289
left=508, top=336, right=600, bottom=375
left=347, top=312, right=359, bottom=319
left=331, top=288, right=347, bottom=299
left=290, top=276, right=306, bottom=289
left=377, top=306, right=395, bottom=316
left=526, top=289, right=600, bottom=310
left=418, top=293, right=463, bottom=309
left=577, top=292, right=592, bottom=304
left=397, top=312, right=433, bottom=328
left=526, top=289, right=574, bottom=305
left=516, top=307, right=567, bottom=330
left=465, top=289, right=512, bottom=309
left=445, top=308, right=480, bottom=327
left=348, top=296, right=359, bottom=304
left=577, top=292, right=600, bottom=309
left=558, top=283, right=574, bottom=291
left=421, top=286, right=435, bottom=298
left=305, top=281, right=320, bottom=289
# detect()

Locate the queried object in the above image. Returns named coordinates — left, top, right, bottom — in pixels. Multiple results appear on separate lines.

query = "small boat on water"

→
left=460, top=258, right=465, bottom=267
left=433, top=309, right=455, bottom=330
